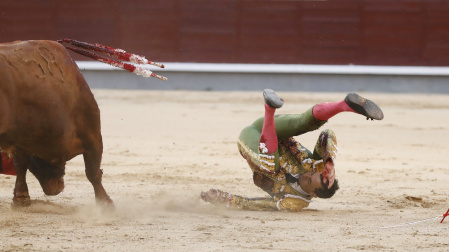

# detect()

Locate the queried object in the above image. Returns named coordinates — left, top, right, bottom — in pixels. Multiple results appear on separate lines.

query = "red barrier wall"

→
left=1, top=0, right=448, bottom=66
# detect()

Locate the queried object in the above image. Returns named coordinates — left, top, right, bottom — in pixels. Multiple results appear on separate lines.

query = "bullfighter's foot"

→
left=263, top=89, right=284, bottom=109
left=344, top=93, right=384, bottom=120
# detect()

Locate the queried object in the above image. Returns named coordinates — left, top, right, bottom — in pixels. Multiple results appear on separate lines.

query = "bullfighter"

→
left=201, top=89, right=383, bottom=211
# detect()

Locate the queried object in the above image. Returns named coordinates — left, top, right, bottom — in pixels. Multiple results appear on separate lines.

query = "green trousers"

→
left=239, top=107, right=325, bottom=153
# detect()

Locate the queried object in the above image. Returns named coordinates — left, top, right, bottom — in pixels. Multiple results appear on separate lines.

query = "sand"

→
left=0, top=90, right=448, bottom=251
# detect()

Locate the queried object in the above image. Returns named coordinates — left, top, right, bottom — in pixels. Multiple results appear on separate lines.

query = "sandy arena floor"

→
left=0, top=90, right=448, bottom=251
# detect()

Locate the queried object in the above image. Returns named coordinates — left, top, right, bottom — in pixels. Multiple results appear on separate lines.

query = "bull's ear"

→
left=285, top=173, right=298, bottom=184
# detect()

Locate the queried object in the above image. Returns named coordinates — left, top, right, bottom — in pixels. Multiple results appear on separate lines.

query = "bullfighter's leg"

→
left=241, top=106, right=327, bottom=146
left=241, top=93, right=383, bottom=144
left=238, top=90, right=329, bottom=175
left=313, top=93, right=384, bottom=121
left=11, top=150, right=31, bottom=206
left=260, top=89, right=283, bottom=154
left=258, top=89, right=284, bottom=174
left=83, top=144, right=113, bottom=206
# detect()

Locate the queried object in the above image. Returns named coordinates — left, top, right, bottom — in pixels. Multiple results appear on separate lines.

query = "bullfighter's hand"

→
left=321, top=161, right=335, bottom=189
left=200, top=189, right=220, bottom=203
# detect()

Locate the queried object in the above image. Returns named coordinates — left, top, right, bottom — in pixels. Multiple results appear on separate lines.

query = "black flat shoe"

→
left=344, top=93, right=384, bottom=120
left=263, top=89, right=284, bottom=109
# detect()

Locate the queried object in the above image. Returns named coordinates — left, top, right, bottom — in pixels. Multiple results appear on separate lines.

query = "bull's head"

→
left=28, top=156, right=65, bottom=195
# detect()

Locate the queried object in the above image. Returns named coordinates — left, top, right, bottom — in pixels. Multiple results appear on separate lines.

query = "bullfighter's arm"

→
left=201, top=189, right=277, bottom=211
left=200, top=189, right=309, bottom=211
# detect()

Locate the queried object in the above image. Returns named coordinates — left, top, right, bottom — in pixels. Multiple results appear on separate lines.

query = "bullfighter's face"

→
left=299, top=172, right=323, bottom=197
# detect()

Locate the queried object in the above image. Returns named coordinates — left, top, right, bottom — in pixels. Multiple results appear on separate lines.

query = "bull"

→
left=0, top=40, right=113, bottom=206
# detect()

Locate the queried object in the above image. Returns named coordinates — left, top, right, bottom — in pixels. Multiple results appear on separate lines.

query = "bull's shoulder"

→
left=0, top=40, right=64, bottom=50
left=0, top=40, right=70, bottom=63
left=1, top=40, right=78, bottom=80
left=28, top=40, right=67, bottom=53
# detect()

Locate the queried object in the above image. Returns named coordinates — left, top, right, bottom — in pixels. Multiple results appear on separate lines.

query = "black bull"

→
left=0, top=40, right=113, bottom=206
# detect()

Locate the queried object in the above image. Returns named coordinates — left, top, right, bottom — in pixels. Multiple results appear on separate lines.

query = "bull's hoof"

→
left=97, top=197, right=115, bottom=213
left=96, top=195, right=114, bottom=206
left=12, top=196, right=31, bottom=207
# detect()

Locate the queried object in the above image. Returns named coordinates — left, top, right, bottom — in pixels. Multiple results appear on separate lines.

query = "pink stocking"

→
left=259, top=104, right=278, bottom=154
left=313, top=100, right=356, bottom=121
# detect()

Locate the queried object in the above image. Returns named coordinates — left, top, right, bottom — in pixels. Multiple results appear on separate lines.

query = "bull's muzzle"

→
left=42, top=177, right=65, bottom=196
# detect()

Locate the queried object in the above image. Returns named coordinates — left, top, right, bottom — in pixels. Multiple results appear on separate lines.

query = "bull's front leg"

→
left=83, top=149, right=113, bottom=207
left=12, top=150, right=31, bottom=206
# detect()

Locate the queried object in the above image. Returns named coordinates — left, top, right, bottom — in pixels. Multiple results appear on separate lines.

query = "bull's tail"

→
left=57, top=38, right=167, bottom=81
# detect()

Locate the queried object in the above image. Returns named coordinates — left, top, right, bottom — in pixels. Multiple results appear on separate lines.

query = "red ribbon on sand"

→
left=441, top=208, right=449, bottom=223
